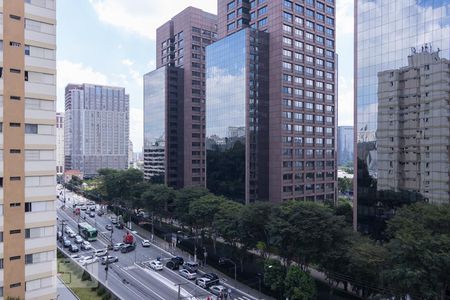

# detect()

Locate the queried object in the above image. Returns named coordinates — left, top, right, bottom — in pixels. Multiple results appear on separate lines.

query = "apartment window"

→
left=294, top=40, right=303, bottom=49
left=25, top=226, right=55, bottom=239
left=10, top=256, right=21, bottom=261
left=295, top=4, right=304, bottom=13
left=284, top=0, right=293, bottom=9
left=306, top=20, right=314, bottom=29
left=294, top=28, right=303, bottom=37
left=283, top=24, right=293, bottom=34
left=258, top=18, right=268, bottom=27
left=295, top=17, right=303, bottom=25
left=0, top=259, right=3, bottom=269
left=10, top=229, right=21, bottom=234
left=258, top=6, right=268, bottom=16
left=326, top=17, right=334, bottom=25
left=25, top=19, right=55, bottom=34
left=25, top=124, right=38, bottom=134
left=227, top=1, right=236, bottom=11
left=283, top=12, right=293, bottom=23
left=9, top=14, right=21, bottom=20
left=316, top=24, right=325, bottom=33
left=227, top=11, right=235, bottom=21
left=283, top=37, right=292, bottom=46
left=283, top=49, right=292, bottom=58
left=306, top=9, right=314, bottom=17
left=26, top=276, right=52, bottom=292
left=294, top=52, right=303, bottom=61
left=10, top=283, right=21, bottom=289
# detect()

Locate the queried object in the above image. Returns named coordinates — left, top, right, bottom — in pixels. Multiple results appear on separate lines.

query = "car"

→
left=183, top=261, right=199, bottom=273
left=166, top=256, right=185, bottom=270
left=115, top=223, right=124, bottom=229
left=179, top=269, right=196, bottom=280
left=101, top=256, right=118, bottom=265
left=94, top=249, right=108, bottom=257
left=63, top=239, right=71, bottom=248
left=105, top=224, right=113, bottom=231
left=113, top=243, right=125, bottom=251
left=209, top=285, right=226, bottom=296
left=57, top=231, right=62, bottom=240
left=68, top=231, right=77, bottom=238
left=218, top=257, right=235, bottom=266
left=120, top=244, right=136, bottom=253
left=89, top=212, right=95, bottom=218
left=97, top=210, right=104, bottom=216
left=111, top=218, right=118, bottom=224
left=69, top=244, right=79, bottom=253
left=80, top=205, right=87, bottom=211
left=70, top=254, right=83, bottom=260
left=141, top=240, right=151, bottom=247
left=81, top=241, right=92, bottom=250
left=80, top=255, right=98, bottom=265
left=74, top=235, right=83, bottom=244
left=196, top=273, right=219, bottom=288
left=64, top=227, right=72, bottom=234
left=89, top=206, right=96, bottom=211
left=149, top=260, right=163, bottom=271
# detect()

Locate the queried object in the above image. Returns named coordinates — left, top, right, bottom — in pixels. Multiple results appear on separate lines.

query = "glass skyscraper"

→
left=206, top=28, right=269, bottom=203
left=355, top=0, right=450, bottom=236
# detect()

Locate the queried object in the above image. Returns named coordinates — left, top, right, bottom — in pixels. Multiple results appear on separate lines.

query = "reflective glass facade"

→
left=144, top=68, right=166, bottom=182
left=206, top=28, right=269, bottom=203
left=355, top=0, right=450, bottom=237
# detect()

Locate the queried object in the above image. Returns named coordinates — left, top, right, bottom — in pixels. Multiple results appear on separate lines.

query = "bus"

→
left=78, top=222, right=98, bottom=241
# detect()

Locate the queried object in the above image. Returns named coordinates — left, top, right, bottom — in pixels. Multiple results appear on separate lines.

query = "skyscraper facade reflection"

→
left=355, top=0, right=450, bottom=237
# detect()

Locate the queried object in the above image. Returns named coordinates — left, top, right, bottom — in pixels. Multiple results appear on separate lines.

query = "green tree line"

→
left=89, top=169, right=449, bottom=300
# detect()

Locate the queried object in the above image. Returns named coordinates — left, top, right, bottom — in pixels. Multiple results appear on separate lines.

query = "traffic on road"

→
left=57, top=185, right=258, bottom=300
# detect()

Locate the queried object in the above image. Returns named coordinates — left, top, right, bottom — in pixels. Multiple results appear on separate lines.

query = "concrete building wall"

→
left=1, top=0, right=57, bottom=298
left=56, top=112, right=64, bottom=174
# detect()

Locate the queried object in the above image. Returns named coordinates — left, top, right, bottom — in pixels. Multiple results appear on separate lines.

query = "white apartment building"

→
left=377, top=50, right=450, bottom=204
left=56, top=112, right=63, bottom=174
left=0, top=0, right=57, bottom=299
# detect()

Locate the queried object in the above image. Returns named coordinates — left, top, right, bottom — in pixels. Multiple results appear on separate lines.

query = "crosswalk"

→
left=233, top=296, right=252, bottom=300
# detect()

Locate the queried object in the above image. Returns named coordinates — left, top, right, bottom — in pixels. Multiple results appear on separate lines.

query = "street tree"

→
left=264, top=259, right=286, bottom=300
left=174, top=187, right=210, bottom=229
left=383, top=203, right=450, bottom=300
left=284, top=266, right=316, bottom=300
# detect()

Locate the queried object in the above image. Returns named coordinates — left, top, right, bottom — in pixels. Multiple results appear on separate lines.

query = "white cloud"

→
left=338, top=76, right=354, bottom=126
left=57, top=60, right=109, bottom=111
left=121, top=59, right=134, bottom=66
left=88, top=0, right=217, bottom=40
left=129, top=107, right=143, bottom=151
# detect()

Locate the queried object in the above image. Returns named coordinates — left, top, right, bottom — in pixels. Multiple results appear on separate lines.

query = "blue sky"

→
left=57, top=0, right=354, bottom=152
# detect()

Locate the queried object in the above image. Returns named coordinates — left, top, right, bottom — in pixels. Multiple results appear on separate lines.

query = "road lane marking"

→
left=117, top=265, right=168, bottom=300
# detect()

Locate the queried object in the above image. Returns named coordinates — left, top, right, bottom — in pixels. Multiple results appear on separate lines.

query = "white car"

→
left=209, top=285, right=226, bottom=296
left=81, top=241, right=92, bottom=250
left=141, top=240, right=151, bottom=247
left=64, top=227, right=73, bottom=234
left=179, top=268, right=196, bottom=280
left=149, top=260, right=163, bottom=271
left=94, top=249, right=108, bottom=257
left=80, top=255, right=98, bottom=265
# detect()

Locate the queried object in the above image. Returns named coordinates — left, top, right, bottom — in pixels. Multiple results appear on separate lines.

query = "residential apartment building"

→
left=208, top=0, right=337, bottom=203
left=65, top=84, right=129, bottom=178
left=337, top=126, right=353, bottom=166
left=56, top=112, right=64, bottom=174
left=0, top=0, right=57, bottom=298
left=377, top=50, right=450, bottom=205
left=355, top=0, right=450, bottom=236
left=144, top=7, right=217, bottom=188
left=128, top=139, right=133, bottom=168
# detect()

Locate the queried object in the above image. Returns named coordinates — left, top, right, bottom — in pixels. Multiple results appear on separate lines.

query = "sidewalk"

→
left=128, top=221, right=274, bottom=300
left=57, top=275, right=79, bottom=300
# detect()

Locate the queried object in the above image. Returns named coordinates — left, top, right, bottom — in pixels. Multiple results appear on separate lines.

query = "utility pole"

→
left=174, top=282, right=189, bottom=300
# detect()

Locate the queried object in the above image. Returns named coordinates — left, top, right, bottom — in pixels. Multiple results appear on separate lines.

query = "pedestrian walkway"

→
left=57, top=275, right=79, bottom=300
left=127, top=221, right=274, bottom=300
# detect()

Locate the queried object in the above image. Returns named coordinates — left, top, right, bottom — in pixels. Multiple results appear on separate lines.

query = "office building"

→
left=206, top=28, right=269, bottom=203
left=337, top=126, right=353, bottom=166
left=144, top=7, right=217, bottom=187
left=209, top=0, right=337, bottom=203
left=1, top=0, right=57, bottom=298
left=65, top=84, right=129, bottom=178
left=355, top=0, right=450, bottom=235
left=56, top=112, right=64, bottom=174
left=377, top=50, right=450, bottom=204
left=128, top=140, right=133, bottom=168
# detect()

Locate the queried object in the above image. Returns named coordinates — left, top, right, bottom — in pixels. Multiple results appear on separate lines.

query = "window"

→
left=227, top=1, right=235, bottom=11
left=25, top=19, right=55, bottom=34
left=25, top=226, right=55, bottom=239
left=227, top=12, right=235, bottom=21
left=227, top=23, right=236, bottom=31
left=283, top=12, right=293, bottom=22
left=258, top=6, right=268, bottom=16
left=26, top=276, right=52, bottom=292
left=283, top=37, right=292, bottom=46
left=284, top=0, right=293, bottom=9
left=10, top=229, right=21, bottom=234
left=258, top=18, right=268, bottom=27
left=25, top=124, right=38, bottom=134
left=283, top=24, right=293, bottom=34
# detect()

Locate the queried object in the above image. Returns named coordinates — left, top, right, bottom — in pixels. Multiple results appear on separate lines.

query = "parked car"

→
left=69, top=244, right=79, bottom=253
left=179, top=269, right=196, bottom=280
left=166, top=256, right=184, bottom=270
left=81, top=241, right=92, bottom=250
left=80, top=205, right=87, bottom=211
left=141, top=240, right=151, bottom=247
left=209, top=285, right=226, bottom=296
left=89, top=212, right=95, bottom=218
left=105, top=224, right=113, bottom=231
left=68, top=231, right=77, bottom=238
left=196, top=273, right=219, bottom=288
left=89, top=205, right=96, bottom=211
left=183, top=261, right=199, bottom=273
left=113, top=243, right=125, bottom=251
left=111, top=218, right=118, bottom=224
left=74, top=235, right=83, bottom=244
left=64, top=227, right=72, bottom=234
left=97, top=210, right=104, bottom=216
left=63, top=239, right=71, bottom=248
left=80, top=255, right=98, bottom=265
left=120, top=244, right=136, bottom=253
left=101, top=256, right=119, bottom=265
left=149, top=260, right=163, bottom=271
left=94, top=249, right=108, bottom=257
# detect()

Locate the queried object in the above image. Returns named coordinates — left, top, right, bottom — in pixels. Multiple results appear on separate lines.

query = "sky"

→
left=57, top=0, right=354, bottom=152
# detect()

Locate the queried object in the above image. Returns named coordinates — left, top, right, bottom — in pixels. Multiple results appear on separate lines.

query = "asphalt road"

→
left=57, top=187, right=257, bottom=300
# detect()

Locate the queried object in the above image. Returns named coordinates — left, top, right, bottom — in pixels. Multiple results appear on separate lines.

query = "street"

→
left=57, top=187, right=259, bottom=300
